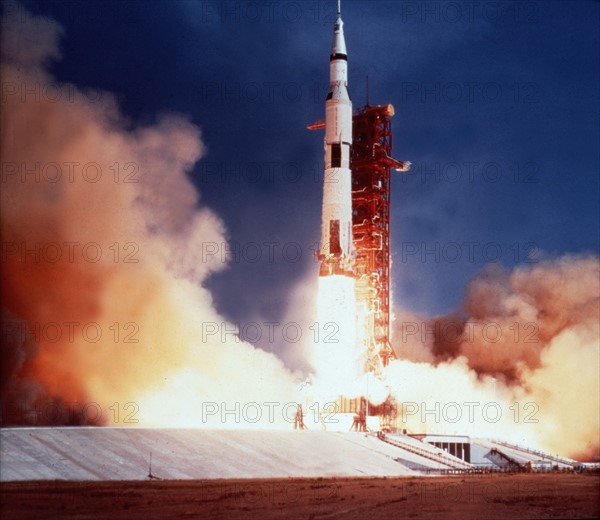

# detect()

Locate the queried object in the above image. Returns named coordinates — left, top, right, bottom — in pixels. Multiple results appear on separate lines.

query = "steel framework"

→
left=351, top=103, right=409, bottom=374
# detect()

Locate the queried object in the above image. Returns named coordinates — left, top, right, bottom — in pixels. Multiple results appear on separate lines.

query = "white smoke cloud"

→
left=388, top=257, right=600, bottom=459
left=1, top=3, right=301, bottom=429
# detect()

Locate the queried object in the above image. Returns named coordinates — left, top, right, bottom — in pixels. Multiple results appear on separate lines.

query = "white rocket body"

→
left=319, top=10, right=354, bottom=277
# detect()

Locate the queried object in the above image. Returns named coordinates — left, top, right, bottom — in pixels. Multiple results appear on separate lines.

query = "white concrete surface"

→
left=0, top=427, right=447, bottom=481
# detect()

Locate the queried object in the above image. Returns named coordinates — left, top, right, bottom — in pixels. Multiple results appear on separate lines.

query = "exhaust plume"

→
left=389, top=257, right=599, bottom=459
left=1, top=5, right=299, bottom=428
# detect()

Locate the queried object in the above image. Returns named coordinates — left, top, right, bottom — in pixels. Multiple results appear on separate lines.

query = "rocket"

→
left=318, top=0, right=354, bottom=277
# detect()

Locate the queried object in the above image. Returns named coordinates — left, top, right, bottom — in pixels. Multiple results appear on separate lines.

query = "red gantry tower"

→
left=352, top=103, right=410, bottom=375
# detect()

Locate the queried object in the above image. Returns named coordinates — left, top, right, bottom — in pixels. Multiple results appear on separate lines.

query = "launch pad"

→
left=0, top=428, right=584, bottom=482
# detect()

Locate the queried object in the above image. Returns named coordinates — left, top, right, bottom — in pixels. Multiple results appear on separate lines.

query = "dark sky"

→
left=15, top=0, right=600, bottom=323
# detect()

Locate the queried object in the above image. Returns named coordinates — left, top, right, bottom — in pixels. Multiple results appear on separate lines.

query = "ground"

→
left=1, top=473, right=598, bottom=519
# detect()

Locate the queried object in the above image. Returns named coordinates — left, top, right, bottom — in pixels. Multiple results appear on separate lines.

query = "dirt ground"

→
left=1, top=473, right=598, bottom=519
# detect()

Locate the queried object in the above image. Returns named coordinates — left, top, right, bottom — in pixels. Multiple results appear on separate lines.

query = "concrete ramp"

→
left=1, top=427, right=426, bottom=481
left=473, top=439, right=575, bottom=470
left=382, top=433, right=473, bottom=470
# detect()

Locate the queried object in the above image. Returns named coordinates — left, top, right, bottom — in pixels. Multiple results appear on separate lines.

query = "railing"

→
left=489, top=439, right=579, bottom=467
left=416, top=466, right=516, bottom=475
left=378, top=433, right=473, bottom=471
left=490, top=448, right=523, bottom=469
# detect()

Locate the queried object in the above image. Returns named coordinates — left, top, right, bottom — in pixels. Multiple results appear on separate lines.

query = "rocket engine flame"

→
left=310, top=276, right=359, bottom=402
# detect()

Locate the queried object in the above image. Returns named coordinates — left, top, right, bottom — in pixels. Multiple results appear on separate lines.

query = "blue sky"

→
left=17, top=0, right=599, bottom=321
